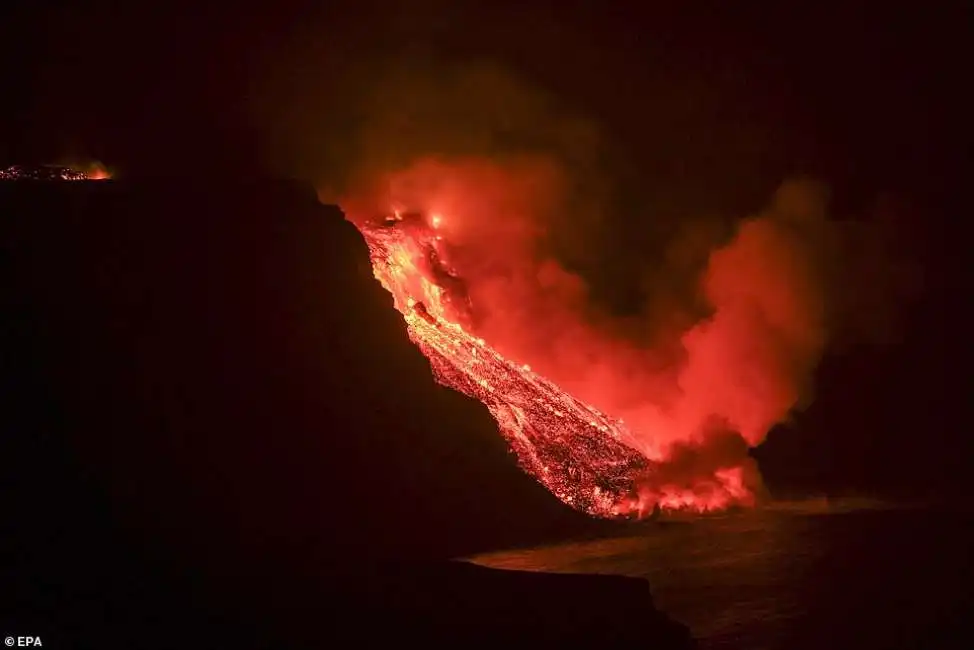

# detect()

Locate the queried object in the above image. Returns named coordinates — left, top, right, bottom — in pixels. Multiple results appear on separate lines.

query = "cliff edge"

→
left=1, top=178, right=692, bottom=648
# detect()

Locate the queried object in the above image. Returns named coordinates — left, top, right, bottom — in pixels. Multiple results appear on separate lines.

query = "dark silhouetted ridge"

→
left=1, top=177, right=692, bottom=648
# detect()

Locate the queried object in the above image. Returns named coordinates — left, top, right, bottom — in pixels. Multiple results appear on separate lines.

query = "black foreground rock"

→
left=1, top=178, right=693, bottom=648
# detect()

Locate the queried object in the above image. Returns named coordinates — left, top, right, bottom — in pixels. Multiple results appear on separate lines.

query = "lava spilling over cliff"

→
left=355, top=210, right=752, bottom=518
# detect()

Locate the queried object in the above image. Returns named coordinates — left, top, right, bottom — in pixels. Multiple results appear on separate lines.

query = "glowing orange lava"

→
left=355, top=210, right=754, bottom=518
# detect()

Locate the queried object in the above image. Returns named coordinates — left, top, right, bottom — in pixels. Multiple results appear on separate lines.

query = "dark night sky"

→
left=2, top=3, right=967, bottom=188
left=2, top=1, right=970, bottom=495
left=2, top=3, right=966, bottom=251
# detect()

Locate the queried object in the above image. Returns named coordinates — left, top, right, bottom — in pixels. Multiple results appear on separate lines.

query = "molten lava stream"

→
left=355, top=213, right=749, bottom=519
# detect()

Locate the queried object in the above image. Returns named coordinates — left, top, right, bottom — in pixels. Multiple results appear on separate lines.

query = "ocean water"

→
left=468, top=501, right=973, bottom=649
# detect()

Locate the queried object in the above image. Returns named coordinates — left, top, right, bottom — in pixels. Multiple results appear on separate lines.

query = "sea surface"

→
left=468, top=500, right=973, bottom=649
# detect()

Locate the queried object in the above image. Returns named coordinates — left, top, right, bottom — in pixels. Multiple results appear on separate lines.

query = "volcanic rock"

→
left=1, top=178, right=691, bottom=648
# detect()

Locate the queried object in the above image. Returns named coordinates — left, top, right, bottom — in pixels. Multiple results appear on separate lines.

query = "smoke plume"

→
left=257, top=57, right=917, bottom=505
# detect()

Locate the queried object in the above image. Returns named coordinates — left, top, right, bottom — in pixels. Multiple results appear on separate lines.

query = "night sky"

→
left=2, top=2, right=969, bottom=495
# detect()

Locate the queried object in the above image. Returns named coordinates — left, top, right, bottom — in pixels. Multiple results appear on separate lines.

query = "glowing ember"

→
left=355, top=210, right=754, bottom=518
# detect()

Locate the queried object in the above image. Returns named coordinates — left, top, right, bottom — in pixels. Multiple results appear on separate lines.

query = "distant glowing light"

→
left=0, top=163, right=112, bottom=181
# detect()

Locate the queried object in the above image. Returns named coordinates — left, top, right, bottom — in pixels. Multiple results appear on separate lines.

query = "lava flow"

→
left=355, top=210, right=753, bottom=518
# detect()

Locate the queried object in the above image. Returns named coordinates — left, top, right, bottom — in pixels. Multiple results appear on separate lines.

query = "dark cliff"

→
left=1, top=178, right=692, bottom=648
